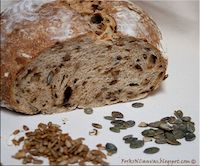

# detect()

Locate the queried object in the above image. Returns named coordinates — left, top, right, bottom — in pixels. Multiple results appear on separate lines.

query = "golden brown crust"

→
left=0, top=0, right=166, bottom=113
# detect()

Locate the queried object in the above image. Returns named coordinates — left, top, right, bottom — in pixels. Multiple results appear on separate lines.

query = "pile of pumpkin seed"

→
left=104, top=111, right=135, bottom=133
left=139, top=110, right=196, bottom=145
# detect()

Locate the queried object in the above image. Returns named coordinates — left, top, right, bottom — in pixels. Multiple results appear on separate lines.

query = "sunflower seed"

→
left=132, top=102, right=144, bottom=108
left=105, top=143, right=117, bottom=154
left=84, top=108, right=93, bottom=114
left=149, top=121, right=161, bottom=128
left=144, top=147, right=159, bottom=154
left=185, top=133, right=196, bottom=141
left=23, top=125, right=29, bottom=131
left=174, top=110, right=183, bottom=119
left=181, top=116, right=191, bottom=122
left=104, top=116, right=115, bottom=121
left=172, top=130, right=185, bottom=139
left=123, top=135, right=133, bottom=140
left=13, top=129, right=20, bottom=135
left=126, top=120, right=135, bottom=128
left=130, top=140, right=144, bottom=149
left=92, top=123, right=102, bottom=129
left=109, top=126, right=120, bottom=133
left=111, top=111, right=124, bottom=118
left=138, top=122, right=148, bottom=127
left=89, top=129, right=98, bottom=136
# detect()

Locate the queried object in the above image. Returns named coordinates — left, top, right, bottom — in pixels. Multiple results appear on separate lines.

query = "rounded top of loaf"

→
left=0, top=0, right=163, bottom=113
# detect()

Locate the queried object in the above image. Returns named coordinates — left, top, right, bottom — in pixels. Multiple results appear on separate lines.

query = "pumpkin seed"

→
left=138, top=122, right=148, bottom=127
left=186, top=122, right=195, bottom=133
left=168, top=116, right=176, bottom=124
left=89, top=129, right=98, bottom=136
left=172, top=130, right=185, bottom=139
left=148, top=121, right=161, bottom=128
left=111, top=111, right=124, bottom=118
left=84, top=108, right=93, bottom=114
left=109, top=126, right=120, bottom=133
left=159, top=122, right=173, bottom=131
left=105, top=143, right=117, bottom=154
left=185, top=133, right=196, bottom=141
left=181, top=116, right=191, bottom=122
left=23, top=125, right=29, bottom=131
left=92, top=123, right=102, bottom=129
left=174, top=110, right=183, bottom=119
left=142, top=129, right=156, bottom=137
left=132, top=102, right=144, bottom=108
left=126, top=120, right=135, bottom=128
left=13, top=129, right=20, bottom=135
left=111, top=120, right=125, bottom=125
left=130, top=140, right=144, bottom=149
left=155, top=138, right=167, bottom=144
left=104, top=116, right=115, bottom=121
left=165, top=132, right=181, bottom=145
left=144, top=147, right=159, bottom=154
left=125, top=137, right=138, bottom=144
left=160, top=117, right=171, bottom=122
left=174, top=118, right=183, bottom=124
left=123, top=135, right=133, bottom=140
left=154, top=129, right=165, bottom=136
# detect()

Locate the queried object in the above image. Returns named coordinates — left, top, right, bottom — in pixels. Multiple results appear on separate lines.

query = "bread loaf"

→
left=0, top=0, right=167, bottom=114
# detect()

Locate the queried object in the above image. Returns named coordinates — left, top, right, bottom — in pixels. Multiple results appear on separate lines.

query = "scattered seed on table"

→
left=123, top=135, right=133, bottom=140
left=144, top=147, right=160, bottom=154
left=23, top=125, right=29, bottom=131
left=105, top=143, right=117, bottom=155
left=138, top=122, right=148, bottom=127
left=104, top=116, right=115, bottom=121
left=109, top=126, right=120, bottom=133
left=89, top=129, right=98, bottom=136
left=126, top=120, right=135, bottom=128
left=13, top=129, right=20, bottom=135
left=92, top=123, right=102, bottom=129
left=130, top=140, right=144, bottom=149
left=132, top=102, right=144, bottom=108
left=111, top=111, right=124, bottom=118
left=84, top=108, right=93, bottom=114
left=125, top=137, right=138, bottom=144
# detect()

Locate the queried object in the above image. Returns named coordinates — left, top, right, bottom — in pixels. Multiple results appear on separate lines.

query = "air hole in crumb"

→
left=159, top=65, right=163, bottom=68
left=144, top=47, right=151, bottom=51
left=129, top=83, right=139, bottom=86
left=158, top=72, right=164, bottom=78
left=90, top=13, right=103, bottom=24
left=73, top=78, right=78, bottom=84
left=150, top=86, right=154, bottom=90
left=109, top=80, right=118, bottom=85
left=136, top=59, right=140, bottom=62
left=82, top=81, right=87, bottom=86
left=149, top=54, right=157, bottom=64
left=143, top=54, right=147, bottom=59
left=16, top=100, right=20, bottom=104
left=135, top=64, right=143, bottom=71
left=63, top=53, right=71, bottom=61
left=116, top=55, right=122, bottom=60
left=107, top=45, right=112, bottom=50
left=55, top=93, right=58, bottom=98
left=63, top=86, right=72, bottom=105
left=42, top=104, right=46, bottom=107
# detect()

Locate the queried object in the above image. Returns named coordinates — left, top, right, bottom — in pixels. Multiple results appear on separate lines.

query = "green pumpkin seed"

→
left=165, top=132, right=181, bottom=145
left=132, top=102, right=144, bottom=108
left=155, top=138, right=167, bottom=144
left=111, top=111, right=124, bottom=118
left=172, top=130, right=185, bottom=139
left=84, top=108, right=93, bottom=114
left=105, top=143, right=117, bottom=154
left=181, top=116, right=191, bottom=122
left=92, top=123, right=102, bottom=129
left=138, top=122, right=148, bottom=127
left=168, top=116, right=176, bottom=124
left=160, top=117, right=171, bottom=122
left=186, top=122, right=195, bottom=133
left=142, top=129, right=156, bottom=137
left=104, top=116, right=115, bottom=121
left=174, top=118, right=183, bottom=124
left=144, top=147, right=160, bottom=154
left=154, top=129, right=165, bottom=136
left=130, top=140, right=144, bottom=149
left=148, top=121, right=161, bottom=128
left=185, top=133, right=196, bottom=141
left=174, top=110, right=183, bottom=119
left=126, top=120, right=135, bottom=128
left=109, top=126, right=120, bottom=133
left=111, top=120, right=125, bottom=125
left=125, top=137, right=138, bottom=144
left=123, top=135, right=133, bottom=140
left=154, top=133, right=165, bottom=139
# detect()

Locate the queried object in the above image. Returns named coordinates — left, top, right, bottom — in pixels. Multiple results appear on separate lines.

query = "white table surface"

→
left=1, top=1, right=199, bottom=165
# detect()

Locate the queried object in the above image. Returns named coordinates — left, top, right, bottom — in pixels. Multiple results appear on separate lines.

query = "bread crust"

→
left=0, top=0, right=167, bottom=114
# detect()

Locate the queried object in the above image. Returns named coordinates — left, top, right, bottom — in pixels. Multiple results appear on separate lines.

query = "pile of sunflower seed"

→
left=104, top=111, right=135, bottom=133
left=12, top=122, right=108, bottom=166
left=139, top=110, right=196, bottom=145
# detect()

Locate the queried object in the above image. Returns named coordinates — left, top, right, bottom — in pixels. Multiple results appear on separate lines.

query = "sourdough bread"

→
left=0, top=0, right=167, bottom=114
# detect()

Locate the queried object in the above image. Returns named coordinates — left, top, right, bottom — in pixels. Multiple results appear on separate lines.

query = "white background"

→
left=1, top=1, right=199, bottom=165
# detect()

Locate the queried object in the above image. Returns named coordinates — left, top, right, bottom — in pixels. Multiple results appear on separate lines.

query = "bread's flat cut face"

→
left=14, top=35, right=167, bottom=114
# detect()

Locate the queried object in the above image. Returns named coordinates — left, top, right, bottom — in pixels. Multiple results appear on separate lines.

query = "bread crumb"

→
left=21, top=53, right=32, bottom=59
left=4, top=72, right=9, bottom=77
